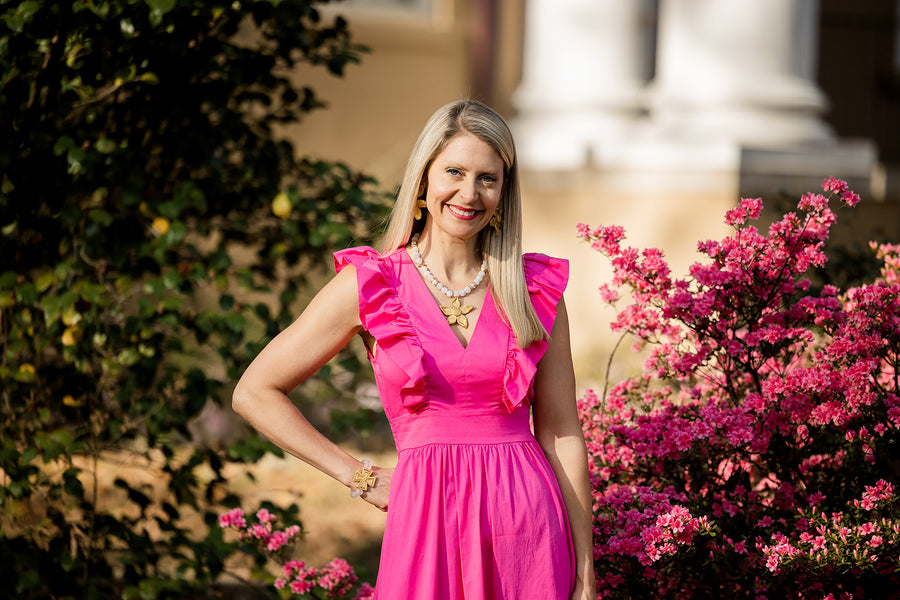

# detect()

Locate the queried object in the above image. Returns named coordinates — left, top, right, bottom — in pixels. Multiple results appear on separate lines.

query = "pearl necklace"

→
left=410, top=233, right=486, bottom=328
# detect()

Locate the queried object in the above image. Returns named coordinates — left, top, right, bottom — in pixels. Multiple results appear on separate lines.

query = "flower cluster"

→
left=219, top=507, right=374, bottom=599
left=219, top=507, right=302, bottom=554
left=643, top=505, right=712, bottom=565
left=579, top=179, right=900, bottom=598
left=276, top=558, right=373, bottom=599
left=762, top=479, right=899, bottom=580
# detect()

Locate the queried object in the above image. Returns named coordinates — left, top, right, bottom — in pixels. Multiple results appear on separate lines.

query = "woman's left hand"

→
left=361, top=465, right=393, bottom=512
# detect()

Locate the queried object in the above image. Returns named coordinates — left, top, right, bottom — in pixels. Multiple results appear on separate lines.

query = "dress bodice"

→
left=333, top=246, right=568, bottom=427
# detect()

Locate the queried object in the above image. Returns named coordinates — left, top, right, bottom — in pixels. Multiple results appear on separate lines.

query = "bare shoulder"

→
left=307, top=265, right=362, bottom=330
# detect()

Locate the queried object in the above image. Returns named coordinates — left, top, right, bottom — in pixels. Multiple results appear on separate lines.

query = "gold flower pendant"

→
left=440, top=297, right=475, bottom=328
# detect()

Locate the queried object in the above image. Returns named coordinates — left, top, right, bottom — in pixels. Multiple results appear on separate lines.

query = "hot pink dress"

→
left=333, top=246, right=575, bottom=600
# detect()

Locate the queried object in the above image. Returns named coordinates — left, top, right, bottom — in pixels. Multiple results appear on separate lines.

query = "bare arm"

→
left=232, top=266, right=391, bottom=510
left=532, top=297, right=595, bottom=599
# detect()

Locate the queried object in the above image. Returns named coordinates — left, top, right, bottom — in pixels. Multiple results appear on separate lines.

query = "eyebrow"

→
left=439, top=159, right=502, bottom=178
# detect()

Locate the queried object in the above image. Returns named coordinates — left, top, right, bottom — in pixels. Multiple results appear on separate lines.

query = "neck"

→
left=413, top=225, right=482, bottom=283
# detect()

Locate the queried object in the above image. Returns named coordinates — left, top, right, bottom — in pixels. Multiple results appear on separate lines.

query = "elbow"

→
left=231, top=379, right=254, bottom=420
left=540, top=432, right=587, bottom=460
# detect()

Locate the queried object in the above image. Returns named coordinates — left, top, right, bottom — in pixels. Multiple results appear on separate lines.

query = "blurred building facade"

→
left=291, top=0, right=900, bottom=381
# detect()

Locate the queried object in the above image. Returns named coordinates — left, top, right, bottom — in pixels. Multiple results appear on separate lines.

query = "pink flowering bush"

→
left=219, top=507, right=374, bottom=599
left=578, top=178, right=899, bottom=598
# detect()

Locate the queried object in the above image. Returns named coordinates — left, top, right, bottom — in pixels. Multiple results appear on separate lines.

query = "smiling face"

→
left=421, top=132, right=506, bottom=243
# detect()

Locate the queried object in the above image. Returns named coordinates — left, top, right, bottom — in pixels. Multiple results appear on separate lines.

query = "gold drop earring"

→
left=489, top=208, right=503, bottom=233
left=414, top=183, right=427, bottom=221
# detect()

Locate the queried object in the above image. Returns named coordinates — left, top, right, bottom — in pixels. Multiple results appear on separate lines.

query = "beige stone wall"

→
left=282, top=2, right=477, bottom=185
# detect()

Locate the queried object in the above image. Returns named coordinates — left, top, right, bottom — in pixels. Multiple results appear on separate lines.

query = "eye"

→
left=479, top=174, right=497, bottom=184
left=446, top=167, right=462, bottom=176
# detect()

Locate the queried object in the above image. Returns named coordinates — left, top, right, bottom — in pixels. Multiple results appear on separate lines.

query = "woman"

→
left=233, top=100, right=595, bottom=599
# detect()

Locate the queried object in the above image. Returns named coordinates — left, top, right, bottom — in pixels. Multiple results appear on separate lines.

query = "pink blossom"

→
left=354, top=583, right=376, bottom=600
left=218, top=508, right=246, bottom=529
left=267, top=531, right=289, bottom=552
left=599, top=283, right=619, bottom=303
left=283, top=560, right=307, bottom=577
left=822, top=177, right=849, bottom=195
left=290, top=579, right=313, bottom=594
left=255, top=508, right=275, bottom=524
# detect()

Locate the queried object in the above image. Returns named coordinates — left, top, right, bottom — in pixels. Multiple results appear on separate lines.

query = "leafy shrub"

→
left=0, top=1, right=387, bottom=597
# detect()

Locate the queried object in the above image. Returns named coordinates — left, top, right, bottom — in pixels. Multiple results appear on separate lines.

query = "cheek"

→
left=425, top=188, right=445, bottom=211
left=485, top=191, right=503, bottom=212
left=426, top=180, right=453, bottom=203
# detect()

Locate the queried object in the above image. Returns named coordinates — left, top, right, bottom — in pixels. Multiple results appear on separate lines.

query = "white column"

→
left=649, top=0, right=833, bottom=146
left=512, top=0, right=654, bottom=169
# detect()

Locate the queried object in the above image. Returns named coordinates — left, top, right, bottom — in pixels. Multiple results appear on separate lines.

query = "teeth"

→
left=448, top=205, right=477, bottom=217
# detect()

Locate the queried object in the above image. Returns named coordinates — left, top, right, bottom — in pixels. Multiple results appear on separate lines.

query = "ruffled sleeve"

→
left=333, top=247, right=428, bottom=413
left=501, top=253, right=569, bottom=413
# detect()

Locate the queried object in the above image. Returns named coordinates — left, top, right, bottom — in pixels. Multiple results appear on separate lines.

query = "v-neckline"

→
left=401, top=248, right=492, bottom=352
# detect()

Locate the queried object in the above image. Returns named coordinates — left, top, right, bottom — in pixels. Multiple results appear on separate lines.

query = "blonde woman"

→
left=233, top=100, right=594, bottom=599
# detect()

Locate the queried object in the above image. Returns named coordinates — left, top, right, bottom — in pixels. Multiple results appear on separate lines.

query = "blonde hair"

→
left=380, top=100, right=547, bottom=348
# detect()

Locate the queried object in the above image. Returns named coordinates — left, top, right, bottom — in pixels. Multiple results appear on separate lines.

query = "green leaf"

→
left=2, top=1, right=41, bottom=33
left=253, top=302, right=270, bottom=321
left=159, top=296, right=184, bottom=311
left=87, top=1, right=111, bottom=19
left=0, top=271, right=16, bottom=288
left=53, top=136, right=75, bottom=157
left=146, top=0, right=175, bottom=26
left=218, top=294, right=234, bottom=311
left=15, top=282, right=37, bottom=304
left=88, top=209, right=114, bottom=227
left=223, top=312, right=245, bottom=332
left=95, top=137, right=117, bottom=154
left=146, top=0, right=175, bottom=13
left=208, top=251, right=231, bottom=272
left=35, top=271, right=55, bottom=293
left=20, top=446, right=38, bottom=465
left=63, top=467, right=85, bottom=497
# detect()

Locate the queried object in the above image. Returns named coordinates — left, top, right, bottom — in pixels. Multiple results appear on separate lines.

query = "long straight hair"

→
left=380, top=100, right=547, bottom=348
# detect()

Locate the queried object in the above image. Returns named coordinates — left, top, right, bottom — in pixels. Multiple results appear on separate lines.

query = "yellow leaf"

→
left=62, top=307, right=81, bottom=326
left=19, top=363, right=35, bottom=375
left=66, top=43, right=83, bottom=67
left=61, top=326, right=81, bottom=346
left=62, top=394, right=84, bottom=407
left=151, top=216, right=170, bottom=236
left=271, top=192, right=291, bottom=219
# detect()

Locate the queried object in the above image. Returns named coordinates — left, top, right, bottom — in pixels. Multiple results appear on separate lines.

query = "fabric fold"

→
left=500, top=253, right=570, bottom=414
left=334, top=247, right=428, bottom=413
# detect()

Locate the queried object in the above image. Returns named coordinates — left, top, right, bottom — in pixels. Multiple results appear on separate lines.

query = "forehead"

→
left=433, top=133, right=504, bottom=170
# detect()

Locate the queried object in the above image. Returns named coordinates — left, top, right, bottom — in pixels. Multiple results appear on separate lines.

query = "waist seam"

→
left=397, top=438, right=539, bottom=453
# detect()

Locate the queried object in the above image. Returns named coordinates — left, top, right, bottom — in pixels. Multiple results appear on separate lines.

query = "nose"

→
left=460, top=177, right=477, bottom=201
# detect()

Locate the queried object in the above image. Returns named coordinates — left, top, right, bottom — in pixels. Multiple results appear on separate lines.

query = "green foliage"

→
left=0, top=0, right=389, bottom=597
